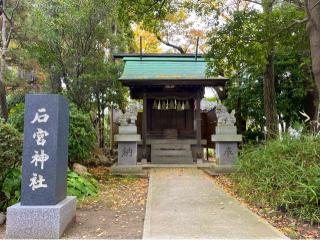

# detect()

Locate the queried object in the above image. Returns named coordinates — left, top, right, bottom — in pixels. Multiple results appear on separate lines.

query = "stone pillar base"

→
left=216, top=142, right=239, bottom=165
left=6, top=196, right=76, bottom=239
left=111, top=164, right=147, bottom=176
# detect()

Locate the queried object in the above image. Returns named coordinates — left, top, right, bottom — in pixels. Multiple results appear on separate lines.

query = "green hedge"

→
left=8, top=103, right=25, bottom=132
left=7, top=103, right=97, bottom=165
left=0, top=168, right=99, bottom=212
left=0, top=121, right=22, bottom=211
left=232, top=135, right=320, bottom=223
left=0, top=120, right=22, bottom=180
left=68, top=107, right=97, bottom=164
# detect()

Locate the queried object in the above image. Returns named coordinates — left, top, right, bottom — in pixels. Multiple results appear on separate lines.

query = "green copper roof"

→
left=119, top=57, right=225, bottom=81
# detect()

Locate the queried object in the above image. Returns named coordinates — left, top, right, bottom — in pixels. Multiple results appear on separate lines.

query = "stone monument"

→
left=211, top=104, right=242, bottom=173
left=112, top=104, right=143, bottom=175
left=6, top=94, right=76, bottom=239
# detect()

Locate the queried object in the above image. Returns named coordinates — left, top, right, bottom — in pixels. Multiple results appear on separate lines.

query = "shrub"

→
left=69, top=107, right=97, bottom=164
left=67, top=170, right=99, bottom=198
left=243, top=125, right=265, bottom=143
left=0, top=168, right=99, bottom=212
left=0, top=120, right=22, bottom=212
left=7, top=90, right=26, bottom=110
left=0, top=168, right=21, bottom=211
left=0, top=120, right=22, bottom=181
left=232, top=135, right=320, bottom=223
left=8, top=103, right=25, bottom=132
left=7, top=102, right=97, bottom=165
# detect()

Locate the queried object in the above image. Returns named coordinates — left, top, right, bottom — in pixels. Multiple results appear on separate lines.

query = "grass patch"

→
left=232, top=135, right=320, bottom=223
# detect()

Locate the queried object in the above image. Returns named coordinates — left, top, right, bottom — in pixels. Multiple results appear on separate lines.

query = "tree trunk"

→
left=100, top=109, right=105, bottom=149
left=306, top=0, right=320, bottom=122
left=262, top=0, right=279, bottom=139
left=0, top=73, right=7, bottom=121
left=263, top=52, right=279, bottom=139
left=302, top=60, right=318, bottom=123
left=109, top=106, right=114, bottom=152
left=235, top=95, right=246, bottom=134
left=96, top=93, right=102, bottom=148
left=0, top=0, right=8, bottom=121
left=50, top=70, right=62, bottom=93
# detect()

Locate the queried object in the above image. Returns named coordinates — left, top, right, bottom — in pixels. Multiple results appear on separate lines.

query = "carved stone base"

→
left=118, top=142, right=138, bottom=165
left=216, top=143, right=238, bottom=166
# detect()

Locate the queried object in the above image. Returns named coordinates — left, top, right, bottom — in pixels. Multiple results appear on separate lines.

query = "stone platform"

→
left=6, top=196, right=76, bottom=239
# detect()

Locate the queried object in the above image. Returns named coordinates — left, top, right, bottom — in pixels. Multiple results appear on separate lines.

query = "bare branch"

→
left=156, top=35, right=186, bottom=54
left=157, top=0, right=167, bottom=17
left=0, top=0, right=21, bottom=47
left=243, top=0, right=263, bottom=6
left=311, top=0, right=320, bottom=10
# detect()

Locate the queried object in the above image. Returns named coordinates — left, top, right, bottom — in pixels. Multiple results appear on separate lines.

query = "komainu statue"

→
left=118, top=103, right=140, bottom=126
left=215, top=104, right=236, bottom=126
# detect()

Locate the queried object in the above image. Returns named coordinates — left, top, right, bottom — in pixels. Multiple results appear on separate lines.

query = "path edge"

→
left=142, top=171, right=153, bottom=239
left=203, top=170, right=288, bottom=239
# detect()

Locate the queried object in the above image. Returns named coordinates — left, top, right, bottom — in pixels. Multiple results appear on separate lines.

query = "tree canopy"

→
left=0, top=0, right=319, bottom=142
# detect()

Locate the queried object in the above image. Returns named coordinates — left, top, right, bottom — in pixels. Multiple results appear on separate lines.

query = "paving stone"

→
left=143, top=168, right=287, bottom=239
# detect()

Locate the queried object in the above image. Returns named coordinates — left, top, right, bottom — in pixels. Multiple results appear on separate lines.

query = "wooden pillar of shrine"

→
left=142, top=91, right=147, bottom=157
left=196, top=89, right=202, bottom=158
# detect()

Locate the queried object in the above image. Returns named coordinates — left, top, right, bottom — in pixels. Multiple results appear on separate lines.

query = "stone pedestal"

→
left=212, top=126, right=242, bottom=172
left=112, top=134, right=145, bottom=176
left=112, top=108, right=145, bottom=175
left=215, top=143, right=238, bottom=165
left=114, top=135, right=141, bottom=166
left=117, top=142, right=138, bottom=165
left=6, top=196, right=76, bottom=239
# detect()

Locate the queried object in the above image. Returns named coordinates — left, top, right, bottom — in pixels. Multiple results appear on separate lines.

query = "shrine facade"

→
left=113, top=54, right=227, bottom=164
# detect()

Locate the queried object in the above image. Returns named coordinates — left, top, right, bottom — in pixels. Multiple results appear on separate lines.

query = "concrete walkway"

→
left=143, top=168, right=287, bottom=239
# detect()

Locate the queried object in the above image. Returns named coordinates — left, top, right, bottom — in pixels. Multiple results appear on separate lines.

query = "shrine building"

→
left=113, top=53, right=228, bottom=164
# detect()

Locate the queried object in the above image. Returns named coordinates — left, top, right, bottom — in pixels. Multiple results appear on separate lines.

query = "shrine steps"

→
left=150, top=139, right=194, bottom=164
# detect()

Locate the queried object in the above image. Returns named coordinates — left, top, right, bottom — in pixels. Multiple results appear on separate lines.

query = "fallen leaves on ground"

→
left=63, top=166, right=148, bottom=239
left=79, top=166, right=148, bottom=210
left=212, top=175, right=320, bottom=239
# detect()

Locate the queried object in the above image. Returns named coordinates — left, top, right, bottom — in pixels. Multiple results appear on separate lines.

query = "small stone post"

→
left=112, top=105, right=143, bottom=175
left=211, top=104, right=242, bottom=173
left=6, top=94, right=76, bottom=239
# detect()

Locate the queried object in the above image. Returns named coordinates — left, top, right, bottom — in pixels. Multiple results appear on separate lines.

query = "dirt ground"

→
left=0, top=225, right=4, bottom=239
left=0, top=167, right=149, bottom=239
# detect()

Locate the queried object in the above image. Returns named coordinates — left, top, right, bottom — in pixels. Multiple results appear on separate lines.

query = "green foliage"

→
left=69, top=107, right=96, bottom=164
left=207, top=6, right=311, bottom=135
left=0, top=168, right=99, bottom=212
left=8, top=103, right=25, bottom=132
left=0, top=121, right=22, bottom=181
left=242, top=125, right=265, bottom=143
left=233, top=135, right=320, bottom=223
left=29, top=0, right=130, bottom=111
left=6, top=102, right=97, bottom=164
left=67, top=170, right=99, bottom=198
left=0, top=168, right=22, bottom=211
left=7, top=90, right=26, bottom=111
left=119, top=0, right=176, bottom=34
